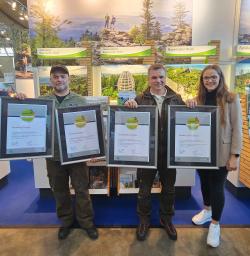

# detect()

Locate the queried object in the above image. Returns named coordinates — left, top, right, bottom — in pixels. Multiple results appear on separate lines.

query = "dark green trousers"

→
left=137, top=167, right=176, bottom=224
left=46, top=160, right=94, bottom=228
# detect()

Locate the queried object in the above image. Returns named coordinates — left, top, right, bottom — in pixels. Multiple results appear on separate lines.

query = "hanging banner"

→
left=100, top=46, right=152, bottom=59
left=37, top=48, right=88, bottom=59
left=165, top=46, right=216, bottom=57
left=28, top=0, right=193, bottom=48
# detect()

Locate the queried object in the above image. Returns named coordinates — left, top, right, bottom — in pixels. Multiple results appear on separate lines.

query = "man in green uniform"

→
left=40, top=65, right=98, bottom=240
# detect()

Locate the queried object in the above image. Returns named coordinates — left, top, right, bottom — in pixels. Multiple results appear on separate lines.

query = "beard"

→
left=53, top=83, right=68, bottom=93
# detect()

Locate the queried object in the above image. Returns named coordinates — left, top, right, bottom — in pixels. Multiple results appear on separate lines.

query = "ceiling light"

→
left=11, top=1, right=16, bottom=10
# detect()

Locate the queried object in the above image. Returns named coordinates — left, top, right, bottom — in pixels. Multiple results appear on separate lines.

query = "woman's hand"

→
left=186, top=98, right=197, bottom=108
left=226, top=155, right=239, bottom=172
left=124, top=99, right=138, bottom=108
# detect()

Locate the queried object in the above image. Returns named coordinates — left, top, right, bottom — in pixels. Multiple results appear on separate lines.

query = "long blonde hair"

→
left=197, top=65, right=236, bottom=125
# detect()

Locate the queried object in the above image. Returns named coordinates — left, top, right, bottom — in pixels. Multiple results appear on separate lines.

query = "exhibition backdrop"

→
left=27, top=0, right=193, bottom=47
left=23, top=0, right=250, bottom=99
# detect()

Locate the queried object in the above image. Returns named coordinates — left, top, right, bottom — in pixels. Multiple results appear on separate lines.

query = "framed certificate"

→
left=168, top=105, right=219, bottom=169
left=0, top=97, right=54, bottom=160
left=56, top=104, right=105, bottom=165
left=107, top=106, right=158, bottom=168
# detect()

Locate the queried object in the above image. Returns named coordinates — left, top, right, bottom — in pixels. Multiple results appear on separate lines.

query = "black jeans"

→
left=46, top=160, right=94, bottom=228
left=198, top=167, right=228, bottom=221
left=137, top=167, right=176, bottom=224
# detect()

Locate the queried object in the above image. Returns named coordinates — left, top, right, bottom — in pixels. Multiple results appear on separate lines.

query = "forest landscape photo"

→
left=27, top=0, right=193, bottom=65
left=166, top=64, right=206, bottom=100
left=235, top=64, right=250, bottom=94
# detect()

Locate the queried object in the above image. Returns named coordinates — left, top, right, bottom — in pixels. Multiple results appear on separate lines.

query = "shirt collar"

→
left=150, top=88, right=167, bottom=97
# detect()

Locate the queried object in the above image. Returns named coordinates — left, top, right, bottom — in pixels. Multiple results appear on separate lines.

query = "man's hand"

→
left=12, top=92, right=27, bottom=100
left=124, top=99, right=138, bottom=108
left=186, top=98, right=197, bottom=108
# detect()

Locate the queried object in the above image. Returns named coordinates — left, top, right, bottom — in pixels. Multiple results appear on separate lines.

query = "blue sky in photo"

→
left=28, top=0, right=192, bottom=41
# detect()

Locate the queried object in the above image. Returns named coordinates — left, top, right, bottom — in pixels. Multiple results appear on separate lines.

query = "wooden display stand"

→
left=142, top=41, right=155, bottom=65
left=239, top=95, right=250, bottom=188
left=207, top=40, right=220, bottom=64
left=79, top=41, right=93, bottom=96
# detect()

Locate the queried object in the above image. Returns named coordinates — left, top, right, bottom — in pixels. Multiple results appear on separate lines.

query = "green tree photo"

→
left=101, top=75, right=119, bottom=99
left=141, top=0, right=155, bottom=40
left=166, top=67, right=201, bottom=98
left=29, top=0, right=72, bottom=66
left=235, top=73, right=250, bottom=95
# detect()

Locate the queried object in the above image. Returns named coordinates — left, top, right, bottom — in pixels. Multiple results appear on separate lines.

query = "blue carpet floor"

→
left=0, top=160, right=250, bottom=227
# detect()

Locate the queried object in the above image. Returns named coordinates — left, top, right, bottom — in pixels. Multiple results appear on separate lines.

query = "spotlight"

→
left=11, top=1, right=17, bottom=10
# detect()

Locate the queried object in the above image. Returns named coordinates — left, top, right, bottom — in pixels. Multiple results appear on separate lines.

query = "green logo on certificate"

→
left=75, top=115, right=86, bottom=128
left=21, top=109, right=35, bottom=122
left=186, top=117, right=200, bottom=130
left=126, top=117, right=138, bottom=129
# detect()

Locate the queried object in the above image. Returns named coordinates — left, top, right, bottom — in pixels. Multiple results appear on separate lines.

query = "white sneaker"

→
left=192, top=209, right=212, bottom=225
left=207, top=223, right=220, bottom=247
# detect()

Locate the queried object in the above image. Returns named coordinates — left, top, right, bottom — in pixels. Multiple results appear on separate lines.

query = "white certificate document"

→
left=114, top=111, right=150, bottom=162
left=6, top=103, right=47, bottom=154
left=175, top=111, right=211, bottom=163
left=63, top=110, right=100, bottom=158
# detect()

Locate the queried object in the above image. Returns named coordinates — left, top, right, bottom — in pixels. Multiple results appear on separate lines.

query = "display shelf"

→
left=118, top=187, right=161, bottom=194
left=117, top=167, right=161, bottom=195
left=0, top=161, right=10, bottom=189
left=0, top=161, right=10, bottom=181
left=88, top=160, right=110, bottom=196
left=70, top=187, right=109, bottom=195
left=89, top=188, right=109, bottom=195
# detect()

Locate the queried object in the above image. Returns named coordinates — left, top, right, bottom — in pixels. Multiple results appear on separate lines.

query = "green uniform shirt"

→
left=39, top=92, right=87, bottom=161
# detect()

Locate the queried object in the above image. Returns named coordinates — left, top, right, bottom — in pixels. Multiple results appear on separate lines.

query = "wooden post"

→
left=79, top=41, right=93, bottom=96
left=239, top=95, right=250, bottom=188
left=207, top=40, right=220, bottom=64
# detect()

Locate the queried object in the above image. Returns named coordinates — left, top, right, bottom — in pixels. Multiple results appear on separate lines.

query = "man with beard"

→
left=40, top=65, right=98, bottom=241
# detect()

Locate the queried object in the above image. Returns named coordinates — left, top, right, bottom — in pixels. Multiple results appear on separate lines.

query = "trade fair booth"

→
left=0, top=0, right=250, bottom=227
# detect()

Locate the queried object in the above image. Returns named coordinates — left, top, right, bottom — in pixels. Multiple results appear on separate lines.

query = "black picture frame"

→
left=56, top=104, right=105, bottom=165
left=0, top=97, right=54, bottom=160
left=168, top=105, right=219, bottom=169
left=107, top=105, right=158, bottom=168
